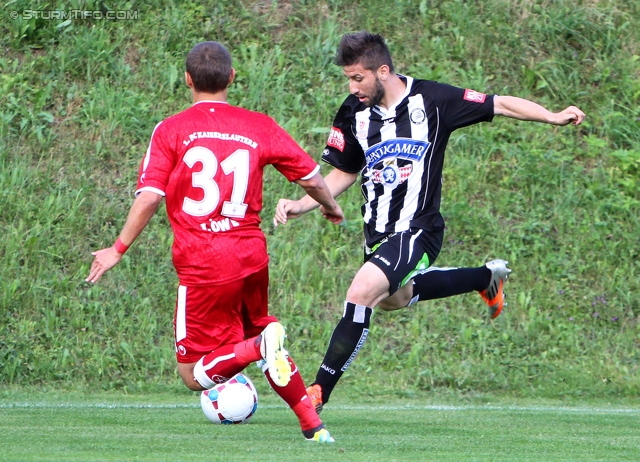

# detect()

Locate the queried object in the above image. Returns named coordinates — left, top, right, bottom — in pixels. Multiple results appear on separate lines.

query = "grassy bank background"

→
left=1, top=0, right=638, bottom=402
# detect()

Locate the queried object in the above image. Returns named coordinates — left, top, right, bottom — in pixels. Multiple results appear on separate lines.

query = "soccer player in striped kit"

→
left=274, top=31, right=584, bottom=413
left=86, top=41, right=343, bottom=442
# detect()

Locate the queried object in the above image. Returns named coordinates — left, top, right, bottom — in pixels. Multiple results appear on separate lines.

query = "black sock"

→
left=313, top=302, right=372, bottom=404
left=412, top=266, right=491, bottom=301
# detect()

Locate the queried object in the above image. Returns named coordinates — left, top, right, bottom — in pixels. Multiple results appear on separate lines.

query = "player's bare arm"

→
left=493, top=95, right=585, bottom=126
left=274, top=169, right=356, bottom=226
left=86, top=191, right=163, bottom=283
left=293, top=172, right=345, bottom=224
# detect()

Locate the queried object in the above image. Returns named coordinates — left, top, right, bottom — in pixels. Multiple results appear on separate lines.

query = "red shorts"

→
left=173, top=266, right=277, bottom=363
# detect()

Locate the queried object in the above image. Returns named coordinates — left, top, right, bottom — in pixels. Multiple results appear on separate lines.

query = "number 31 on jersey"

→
left=182, top=146, right=249, bottom=219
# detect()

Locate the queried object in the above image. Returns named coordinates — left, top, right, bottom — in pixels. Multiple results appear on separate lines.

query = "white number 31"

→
left=182, top=147, right=249, bottom=218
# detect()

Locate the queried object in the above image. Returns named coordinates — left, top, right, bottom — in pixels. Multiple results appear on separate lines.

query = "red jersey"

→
left=136, top=101, right=319, bottom=285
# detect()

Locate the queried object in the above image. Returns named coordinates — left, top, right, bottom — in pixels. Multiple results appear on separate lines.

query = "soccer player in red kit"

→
left=86, top=41, right=343, bottom=443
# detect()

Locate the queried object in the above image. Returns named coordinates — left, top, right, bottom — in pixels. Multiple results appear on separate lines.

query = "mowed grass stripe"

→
left=1, top=400, right=639, bottom=461
left=2, top=401, right=640, bottom=414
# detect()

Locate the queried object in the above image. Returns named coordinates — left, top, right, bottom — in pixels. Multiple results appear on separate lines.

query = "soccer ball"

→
left=200, top=373, right=258, bottom=424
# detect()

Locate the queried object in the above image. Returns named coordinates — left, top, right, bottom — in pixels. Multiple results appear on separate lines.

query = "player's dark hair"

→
left=186, top=41, right=233, bottom=93
left=334, top=31, right=394, bottom=73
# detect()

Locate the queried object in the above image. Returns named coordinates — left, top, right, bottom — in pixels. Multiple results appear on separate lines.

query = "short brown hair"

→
left=334, top=31, right=394, bottom=73
left=185, top=42, right=233, bottom=93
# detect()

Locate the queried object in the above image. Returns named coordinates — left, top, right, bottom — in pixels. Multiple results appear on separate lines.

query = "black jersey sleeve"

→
left=426, top=81, right=495, bottom=132
left=321, top=96, right=366, bottom=173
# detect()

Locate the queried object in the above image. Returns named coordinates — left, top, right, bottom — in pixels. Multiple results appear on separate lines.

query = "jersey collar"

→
left=193, top=100, right=230, bottom=106
left=373, top=74, right=413, bottom=116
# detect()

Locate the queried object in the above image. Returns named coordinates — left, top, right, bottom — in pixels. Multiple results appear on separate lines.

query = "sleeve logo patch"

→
left=327, top=127, right=345, bottom=151
left=463, top=89, right=487, bottom=103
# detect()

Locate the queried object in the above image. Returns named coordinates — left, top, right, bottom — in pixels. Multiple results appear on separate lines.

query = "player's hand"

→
left=320, top=201, right=344, bottom=225
left=273, top=199, right=304, bottom=226
left=553, top=106, right=585, bottom=126
left=86, top=246, right=124, bottom=283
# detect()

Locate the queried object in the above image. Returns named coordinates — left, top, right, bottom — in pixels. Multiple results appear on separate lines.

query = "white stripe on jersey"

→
left=396, top=95, right=430, bottom=230
left=299, top=164, right=321, bottom=180
left=135, top=186, right=166, bottom=197
left=374, top=107, right=399, bottom=233
left=357, top=108, right=375, bottom=224
left=136, top=121, right=164, bottom=198
left=422, top=108, right=440, bottom=210
left=141, top=121, right=163, bottom=175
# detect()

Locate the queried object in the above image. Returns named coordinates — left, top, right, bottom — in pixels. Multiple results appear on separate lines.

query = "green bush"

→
left=1, top=0, right=638, bottom=398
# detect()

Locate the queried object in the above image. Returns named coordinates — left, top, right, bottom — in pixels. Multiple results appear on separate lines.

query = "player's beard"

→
left=367, top=76, right=385, bottom=108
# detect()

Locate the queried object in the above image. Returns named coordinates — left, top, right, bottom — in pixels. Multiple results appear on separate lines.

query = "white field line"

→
left=325, top=404, right=640, bottom=414
left=1, top=402, right=640, bottom=414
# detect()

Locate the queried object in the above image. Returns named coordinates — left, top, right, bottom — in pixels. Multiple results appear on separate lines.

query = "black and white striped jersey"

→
left=322, top=75, right=495, bottom=247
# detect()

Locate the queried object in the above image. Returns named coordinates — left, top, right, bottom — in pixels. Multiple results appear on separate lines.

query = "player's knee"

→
left=346, top=263, right=392, bottom=306
left=345, top=284, right=369, bottom=305
left=182, top=377, right=203, bottom=391
left=346, top=278, right=385, bottom=306
left=178, top=363, right=205, bottom=391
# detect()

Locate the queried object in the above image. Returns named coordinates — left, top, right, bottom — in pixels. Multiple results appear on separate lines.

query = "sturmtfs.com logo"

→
left=10, top=9, right=139, bottom=20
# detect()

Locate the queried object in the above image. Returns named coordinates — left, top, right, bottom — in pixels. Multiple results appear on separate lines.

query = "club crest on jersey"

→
left=463, top=89, right=487, bottom=103
left=410, top=108, right=426, bottom=124
left=365, top=138, right=430, bottom=168
left=327, top=127, right=345, bottom=151
left=370, top=160, right=413, bottom=188
left=381, top=163, right=400, bottom=188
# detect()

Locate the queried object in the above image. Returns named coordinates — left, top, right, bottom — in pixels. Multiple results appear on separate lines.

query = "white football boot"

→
left=259, top=322, right=291, bottom=387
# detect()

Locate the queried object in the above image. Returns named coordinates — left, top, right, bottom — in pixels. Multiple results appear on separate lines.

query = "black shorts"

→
left=364, top=228, right=443, bottom=295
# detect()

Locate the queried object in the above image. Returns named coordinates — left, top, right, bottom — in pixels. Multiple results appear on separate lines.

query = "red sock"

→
left=234, top=336, right=261, bottom=363
left=263, top=356, right=322, bottom=431
left=198, top=337, right=261, bottom=386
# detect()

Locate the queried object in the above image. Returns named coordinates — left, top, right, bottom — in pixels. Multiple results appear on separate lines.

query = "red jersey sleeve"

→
left=261, top=117, right=320, bottom=181
left=136, top=121, right=175, bottom=196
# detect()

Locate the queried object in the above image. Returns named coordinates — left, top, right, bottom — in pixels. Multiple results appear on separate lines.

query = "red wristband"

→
left=114, top=237, right=130, bottom=254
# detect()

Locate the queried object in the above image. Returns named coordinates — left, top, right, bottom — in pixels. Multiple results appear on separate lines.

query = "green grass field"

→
left=2, top=390, right=639, bottom=461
